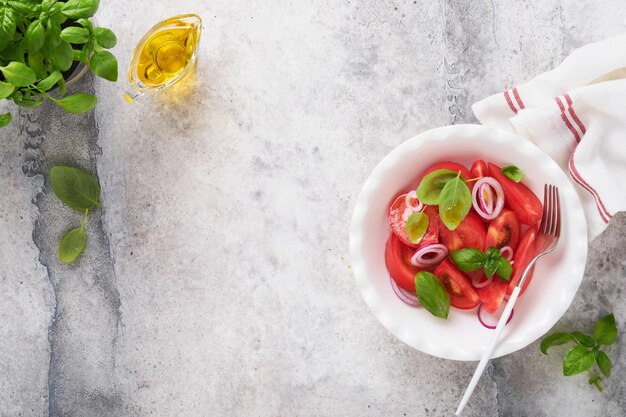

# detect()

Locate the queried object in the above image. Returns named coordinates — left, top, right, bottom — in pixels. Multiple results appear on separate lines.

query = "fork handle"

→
left=455, top=286, right=521, bottom=416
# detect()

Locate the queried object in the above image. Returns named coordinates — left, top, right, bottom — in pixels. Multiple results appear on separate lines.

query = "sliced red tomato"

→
left=477, top=278, right=508, bottom=314
left=507, top=226, right=538, bottom=296
left=419, top=161, right=473, bottom=182
left=485, top=209, right=521, bottom=251
left=433, top=259, right=480, bottom=309
left=470, top=160, right=488, bottom=178
left=385, top=234, right=433, bottom=292
left=487, top=163, right=543, bottom=226
left=439, top=212, right=486, bottom=252
left=388, top=195, right=439, bottom=248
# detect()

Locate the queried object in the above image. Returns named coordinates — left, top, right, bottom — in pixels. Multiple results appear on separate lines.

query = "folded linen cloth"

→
left=472, top=32, right=626, bottom=241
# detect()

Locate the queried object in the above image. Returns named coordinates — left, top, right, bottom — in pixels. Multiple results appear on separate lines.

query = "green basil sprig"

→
left=541, top=314, right=618, bottom=392
left=405, top=211, right=429, bottom=244
left=501, top=164, right=525, bottom=182
left=450, top=247, right=512, bottom=281
left=415, top=272, right=450, bottom=319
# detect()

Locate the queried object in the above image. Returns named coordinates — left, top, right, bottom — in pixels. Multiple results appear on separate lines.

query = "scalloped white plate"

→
left=349, top=124, right=587, bottom=361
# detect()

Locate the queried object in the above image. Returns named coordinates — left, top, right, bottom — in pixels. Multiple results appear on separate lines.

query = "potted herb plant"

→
left=0, top=0, right=118, bottom=128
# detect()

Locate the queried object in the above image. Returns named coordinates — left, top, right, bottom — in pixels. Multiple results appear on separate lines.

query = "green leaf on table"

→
left=496, top=257, right=512, bottom=281
left=94, top=27, right=116, bottom=48
left=438, top=172, right=472, bottom=231
left=594, top=314, right=618, bottom=346
left=501, top=165, right=525, bottom=182
left=595, top=350, right=612, bottom=378
left=415, top=271, right=450, bottom=319
left=416, top=169, right=458, bottom=205
left=540, top=332, right=574, bottom=354
left=60, top=26, right=90, bottom=44
left=90, top=50, right=118, bottom=81
left=0, top=113, right=12, bottom=128
left=51, top=40, right=74, bottom=71
left=50, top=166, right=101, bottom=211
left=450, top=248, right=486, bottom=272
left=563, top=345, right=595, bottom=376
left=36, top=70, right=62, bottom=91
left=405, top=211, right=429, bottom=244
left=571, top=331, right=596, bottom=348
left=58, top=225, right=87, bottom=263
left=62, top=0, right=100, bottom=19
left=0, top=81, right=15, bottom=99
left=25, top=20, right=45, bottom=52
left=0, top=62, right=36, bottom=87
left=54, top=93, right=97, bottom=114
left=0, top=7, right=16, bottom=50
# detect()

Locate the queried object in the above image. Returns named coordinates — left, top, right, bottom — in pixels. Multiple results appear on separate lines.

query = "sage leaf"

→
left=25, top=20, right=45, bottom=52
left=501, top=165, right=525, bottom=182
left=563, top=345, right=595, bottom=376
left=54, top=93, right=97, bottom=114
left=0, top=81, right=15, bottom=99
left=405, top=211, right=429, bottom=244
left=0, top=112, right=12, bottom=128
left=62, top=0, right=100, bottom=19
left=594, top=314, right=617, bottom=346
left=571, top=331, right=596, bottom=348
left=540, top=332, right=574, bottom=354
left=90, top=50, right=118, bottom=81
left=0, top=62, right=36, bottom=87
left=450, top=248, right=486, bottom=272
left=416, top=169, right=458, bottom=205
left=0, top=7, right=16, bottom=50
left=415, top=272, right=450, bottom=319
left=595, top=350, right=612, bottom=378
left=60, top=26, right=90, bottom=44
left=58, top=225, right=87, bottom=263
left=94, top=27, right=116, bottom=48
left=438, top=172, right=472, bottom=231
left=496, top=257, right=512, bottom=281
left=36, top=71, right=62, bottom=91
left=50, top=166, right=101, bottom=211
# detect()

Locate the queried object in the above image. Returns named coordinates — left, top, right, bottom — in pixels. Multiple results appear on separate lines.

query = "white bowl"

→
left=349, top=124, right=587, bottom=361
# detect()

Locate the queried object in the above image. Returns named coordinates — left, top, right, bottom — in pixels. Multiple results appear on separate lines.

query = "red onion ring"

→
left=410, top=244, right=448, bottom=268
left=471, top=177, right=505, bottom=220
left=500, top=246, right=513, bottom=261
left=390, top=277, right=421, bottom=307
left=479, top=183, right=495, bottom=214
left=401, top=207, right=413, bottom=222
left=477, top=300, right=514, bottom=329
left=404, top=191, right=423, bottom=212
left=469, top=270, right=493, bottom=289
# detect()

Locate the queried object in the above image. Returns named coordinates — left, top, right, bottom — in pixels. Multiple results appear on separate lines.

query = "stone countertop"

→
left=1, top=1, right=625, bottom=416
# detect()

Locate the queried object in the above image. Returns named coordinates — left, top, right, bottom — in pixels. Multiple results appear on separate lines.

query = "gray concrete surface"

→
left=1, top=1, right=625, bottom=416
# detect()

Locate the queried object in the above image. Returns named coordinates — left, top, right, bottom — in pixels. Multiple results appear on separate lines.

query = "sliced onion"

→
left=469, top=270, right=493, bottom=289
left=471, top=177, right=505, bottom=220
left=402, top=207, right=413, bottom=222
left=477, top=300, right=514, bottom=329
left=405, top=190, right=423, bottom=212
left=390, top=277, right=421, bottom=307
left=410, top=244, right=448, bottom=268
left=500, top=246, right=513, bottom=261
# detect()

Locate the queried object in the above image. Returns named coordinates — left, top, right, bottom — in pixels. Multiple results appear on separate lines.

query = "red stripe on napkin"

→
left=564, top=94, right=587, bottom=135
left=504, top=90, right=517, bottom=113
left=512, top=87, right=525, bottom=110
left=568, top=155, right=612, bottom=223
left=555, top=96, right=582, bottom=143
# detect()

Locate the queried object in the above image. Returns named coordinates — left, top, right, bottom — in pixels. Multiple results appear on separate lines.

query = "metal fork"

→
left=455, top=184, right=561, bottom=416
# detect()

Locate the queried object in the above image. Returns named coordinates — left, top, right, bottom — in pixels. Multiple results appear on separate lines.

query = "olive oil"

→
left=124, top=14, right=202, bottom=102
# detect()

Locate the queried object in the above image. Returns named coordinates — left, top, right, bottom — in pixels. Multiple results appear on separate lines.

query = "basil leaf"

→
left=0, top=112, right=12, bottom=128
left=54, top=93, right=97, bottom=114
left=94, top=27, right=116, bottom=48
left=416, top=169, right=458, bottom=205
left=50, top=166, right=101, bottom=211
left=502, top=165, right=525, bottom=182
left=76, top=18, right=93, bottom=30
left=571, top=331, right=596, bottom=348
left=438, top=172, right=472, bottom=231
left=0, top=81, right=15, bottom=99
left=540, top=332, right=574, bottom=354
left=405, top=211, right=429, bottom=244
left=594, top=314, right=617, bottom=346
left=62, top=0, right=100, bottom=19
left=25, top=20, right=45, bottom=52
left=496, top=257, right=512, bottom=281
left=28, top=51, right=46, bottom=79
left=58, top=225, right=87, bottom=263
left=0, top=62, right=36, bottom=87
left=595, top=350, right=612, bottom=378
left=36, top=70, right=62, bottom=91
left=60, top=26, right=90, bottom=44
left=486, top=247, right=500, bottom=260
left=415, top=272, right=450, bottom=319
left=51, top=40, right=74, bottom=71
left=563, top=345, right=596, bottom=376
left=89, top=50, right=118, bottom=81
left=450, top=248, right=486, bottom=272
left=483, top=258, right=498, bottom=278
left=0, top=7, right=16, bottom=50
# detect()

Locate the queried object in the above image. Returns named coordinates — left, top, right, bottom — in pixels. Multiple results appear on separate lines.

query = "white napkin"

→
left=472, top=33, right=626, bottom=241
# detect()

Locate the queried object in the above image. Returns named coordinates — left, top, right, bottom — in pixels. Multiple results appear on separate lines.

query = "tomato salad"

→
left=385, top=160, right=543, bottom=326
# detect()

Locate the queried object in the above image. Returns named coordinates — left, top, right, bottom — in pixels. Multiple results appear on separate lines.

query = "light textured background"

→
left=1, top=1, right=625, bottom=416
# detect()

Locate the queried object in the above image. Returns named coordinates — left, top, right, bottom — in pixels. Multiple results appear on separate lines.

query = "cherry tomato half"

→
left=439, top=212, right=486, bottom=252
left=433, top=259, right=480, bottom=309
left=385, top=233, right=433, bottom=292
left=507, top=226, right=538, bottom=296
left=419, top=161, right=473, bottom=183
left=388, top=195, right=439, bottom=248
left=488, top=163, right=543, bottom=226
left=470, top=160, right=488, bottom=178
left=485, top=209, right=521, bottom=251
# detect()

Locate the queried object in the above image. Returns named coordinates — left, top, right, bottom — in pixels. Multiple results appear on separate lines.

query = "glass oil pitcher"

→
left=124, top=14, right=202, bottom=103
